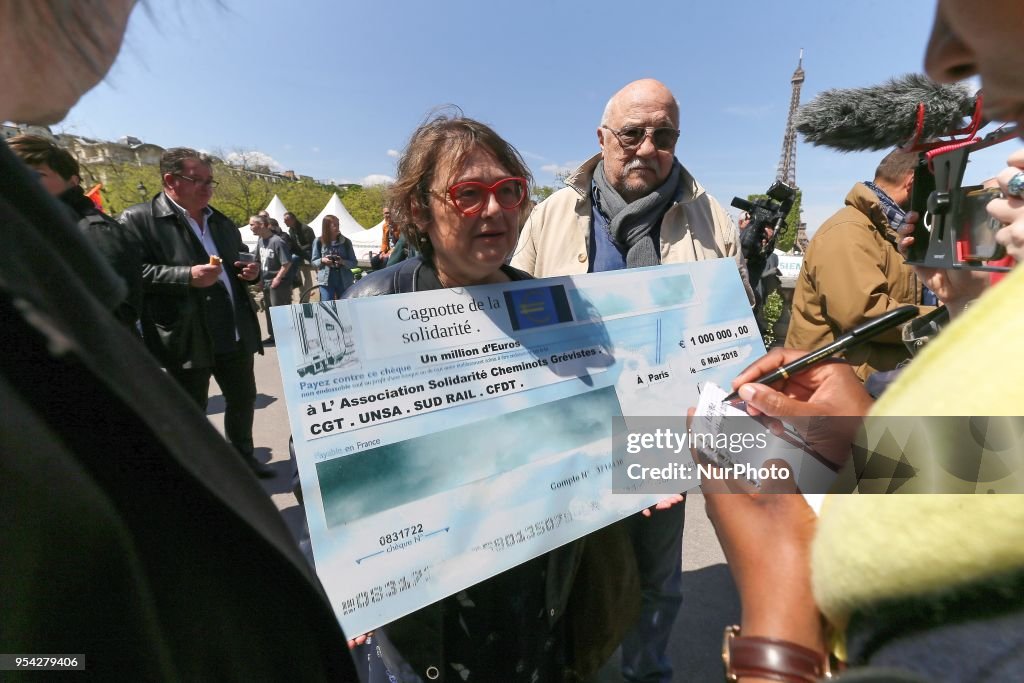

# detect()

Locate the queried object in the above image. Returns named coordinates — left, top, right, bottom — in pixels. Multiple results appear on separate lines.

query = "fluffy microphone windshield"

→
left=795, top=74, right=975, bottom=151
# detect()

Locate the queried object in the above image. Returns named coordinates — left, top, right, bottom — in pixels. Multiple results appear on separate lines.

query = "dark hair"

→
left=8, top=134, right=80, bottom=180
left=874, top=149, right=919, bottom=184
left=389, top=109, right=532, bottom=263
left=160, top=147, right=214, bottom=185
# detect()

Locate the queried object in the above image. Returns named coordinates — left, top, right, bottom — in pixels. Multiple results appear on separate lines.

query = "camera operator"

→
left=785, top=149, right=935, bottom=381
left=737, top=212, right=782, bottom=334
left=732, top=183, right=794, bottom=338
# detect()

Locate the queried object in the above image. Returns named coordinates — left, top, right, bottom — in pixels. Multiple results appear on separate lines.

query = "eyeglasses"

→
left=444, top=177, right=528, bottom=216
left=173, top=173, right=219, bottom=188
left=601, top=125, right=680, bottom=151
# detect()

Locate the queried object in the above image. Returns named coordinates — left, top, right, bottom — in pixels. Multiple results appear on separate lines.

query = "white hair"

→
left=601, top=96, right=615, bottom=127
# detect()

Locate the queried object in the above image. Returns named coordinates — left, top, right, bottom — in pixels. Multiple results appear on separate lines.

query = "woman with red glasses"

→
left=349, top=115, right=530, bottom=293
left=343, top=112, right=637, bottom=682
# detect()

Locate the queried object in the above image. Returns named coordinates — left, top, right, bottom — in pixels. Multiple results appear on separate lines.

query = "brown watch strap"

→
left=723, top=626, right=830, bottom=682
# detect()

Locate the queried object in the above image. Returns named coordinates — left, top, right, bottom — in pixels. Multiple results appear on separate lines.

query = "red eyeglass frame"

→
left=445, top=177, right=529, bottom=216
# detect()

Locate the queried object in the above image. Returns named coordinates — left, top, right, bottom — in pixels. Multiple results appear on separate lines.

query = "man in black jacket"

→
left=120, top=147, right=273, bottom=478
left=8, top=133, right=142, bottom=330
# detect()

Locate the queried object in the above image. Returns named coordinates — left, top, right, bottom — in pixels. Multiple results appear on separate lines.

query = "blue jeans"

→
left=319, top=284, right=344, bottom=301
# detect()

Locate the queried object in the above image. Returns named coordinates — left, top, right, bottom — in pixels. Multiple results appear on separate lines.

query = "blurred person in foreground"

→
left=312, top=214, right=357, bottom=300
left=702, top=2, right=1024, bottom=680
left=121, top=148, right=273, bottom=478
left=343, top=112, right=641, bottom=682
left=0, top=0, right=357, bottom=679
left=8, top=132, right=142, bottom=330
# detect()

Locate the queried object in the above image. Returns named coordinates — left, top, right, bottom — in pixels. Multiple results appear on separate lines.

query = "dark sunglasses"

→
left=602, top=125, right=680, bottom=151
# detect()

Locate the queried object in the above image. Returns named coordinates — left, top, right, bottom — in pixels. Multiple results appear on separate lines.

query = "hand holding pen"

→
left=728, top=347, right=874, bottom=420
left=723, top=305, right=919, bottom=406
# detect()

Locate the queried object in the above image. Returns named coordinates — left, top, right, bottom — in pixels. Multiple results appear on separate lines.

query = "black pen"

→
left=722, top=305, right=919, bottom=402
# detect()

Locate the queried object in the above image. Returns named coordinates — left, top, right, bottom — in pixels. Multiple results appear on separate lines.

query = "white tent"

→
left=263, top=194, right=289, bottom=231
left=241, top=228, right=258, bottom=251
left=239, top=194, right=290, bottom=251
left=308, top=193, right=364, bottom=238
left=350, top=220, right=385, bottom=268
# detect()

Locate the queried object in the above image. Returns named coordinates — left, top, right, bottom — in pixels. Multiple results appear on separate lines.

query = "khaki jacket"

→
left=512, top=154, right=754, bottom=303
left=785, top=183, right=933, bottom=380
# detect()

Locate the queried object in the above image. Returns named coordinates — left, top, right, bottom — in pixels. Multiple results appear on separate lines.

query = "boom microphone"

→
left=795, top=74, right=975, bottom=152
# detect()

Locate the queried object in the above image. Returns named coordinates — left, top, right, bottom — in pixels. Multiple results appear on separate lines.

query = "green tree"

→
left=214, top=165, right=274, bottom=225
left=78, top=161, right=162, bottom=216
left=745, top=189, right=802, bottom=253
left=532, top=185, right=557, bottom=202
left=75, top=157, right=389, bottom=230
left=277, top=180, right=336, bottom=225
left=761, top=290, right=784, bottom=347
left=339, top=184, right=389, bottom=228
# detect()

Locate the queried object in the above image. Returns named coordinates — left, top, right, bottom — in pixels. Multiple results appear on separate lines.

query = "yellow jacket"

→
left=813, top=264, right=1024, bottom=628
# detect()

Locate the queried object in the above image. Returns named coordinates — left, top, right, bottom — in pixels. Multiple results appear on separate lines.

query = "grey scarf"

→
left=593, top=159, right=683, bottom=267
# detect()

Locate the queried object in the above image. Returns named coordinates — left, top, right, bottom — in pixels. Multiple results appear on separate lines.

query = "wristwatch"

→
left=722, top=625, right=832, bottom=682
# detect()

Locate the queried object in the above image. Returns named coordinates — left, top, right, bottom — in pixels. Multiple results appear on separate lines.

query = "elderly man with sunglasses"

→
left=120, top=147, right=272, bottom=479
left=512, top=78, right=752, bottom=683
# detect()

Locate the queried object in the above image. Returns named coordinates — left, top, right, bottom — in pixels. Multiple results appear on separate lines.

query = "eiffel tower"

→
left=777, top=49, right=807, bottom=251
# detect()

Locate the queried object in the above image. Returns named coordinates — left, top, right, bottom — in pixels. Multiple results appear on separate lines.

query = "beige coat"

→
left=512, top=154, right=754, bottom=303
left=785, top=183, right=933, bottom=380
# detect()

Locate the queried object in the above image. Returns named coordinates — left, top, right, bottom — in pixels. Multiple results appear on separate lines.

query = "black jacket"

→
left=0, top=140, right=358, bottom=681
left=120, top=193, right=262, bottom=368
left=344, top=257, right=640, bottom=681
left=290, top=222, right=316, bottom=262
left=58, top=185, right=143, bottom=330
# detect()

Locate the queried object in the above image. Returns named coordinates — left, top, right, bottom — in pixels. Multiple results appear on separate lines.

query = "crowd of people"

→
left=3, top=0, right=1024, bottom=681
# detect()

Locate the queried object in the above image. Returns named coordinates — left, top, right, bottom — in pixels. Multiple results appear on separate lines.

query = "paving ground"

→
left=206, top=315, right=739, bottom=682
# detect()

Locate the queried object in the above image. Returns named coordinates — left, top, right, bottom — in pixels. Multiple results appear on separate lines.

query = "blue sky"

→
left=61, top=0, right=1021, bottom=232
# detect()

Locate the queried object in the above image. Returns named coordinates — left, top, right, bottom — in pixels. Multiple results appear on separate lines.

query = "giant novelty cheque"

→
left=271, top=260, right=763, bottom=634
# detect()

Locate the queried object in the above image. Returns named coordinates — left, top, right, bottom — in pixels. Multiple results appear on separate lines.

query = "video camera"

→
left=906, top=121, right=1018, bottom=271
left=794, top=74, right=1018, bottom=272
left=731, top=180, right=798, bottom=282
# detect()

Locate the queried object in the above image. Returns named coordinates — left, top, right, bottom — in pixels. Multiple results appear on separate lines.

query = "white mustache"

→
left=624, top=159, right=656, bottom=172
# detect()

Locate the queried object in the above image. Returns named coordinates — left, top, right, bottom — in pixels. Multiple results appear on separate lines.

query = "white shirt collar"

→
left=165, top=193, right=213, bottom=222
